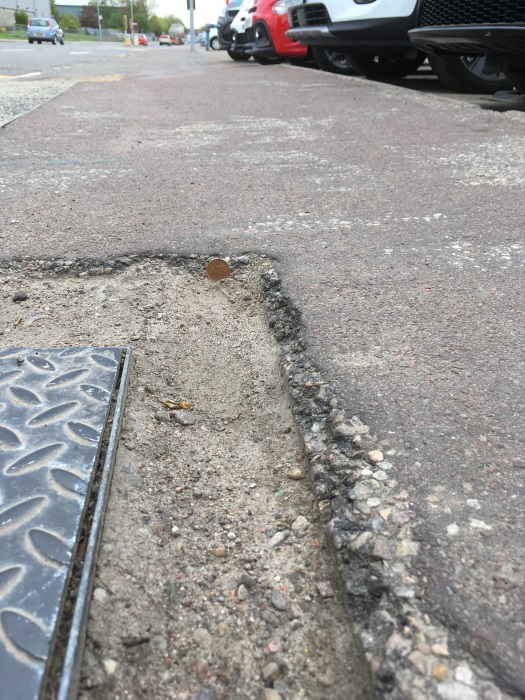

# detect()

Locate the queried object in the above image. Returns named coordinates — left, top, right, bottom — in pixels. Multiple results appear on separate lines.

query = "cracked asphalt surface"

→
left=1, top=42, right=524, bottom=697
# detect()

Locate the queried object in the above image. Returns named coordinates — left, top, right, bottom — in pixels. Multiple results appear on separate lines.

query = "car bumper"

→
left=252, top=19, right=307, bottom=58
left=286, top=13, right=418, bottom=52
left=28, top=31, right=54, bottom=40
left=231, top=28, right=255, bottom=53
left=409, top=25, right=525, bottom=65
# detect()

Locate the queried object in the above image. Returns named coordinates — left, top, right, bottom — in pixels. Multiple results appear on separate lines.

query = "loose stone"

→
left=432, top=662, right=449, bottom=681
left=454, top=664, right=475, bottom=686
left=12, top=291, right=28, bottom=302
left=287, top=467, right=305, bottom=480
left=154, top=411, right=171, bottom=422
left=237, top=584, right=248, bottom=601
left=271, top=589, right=288, bottom=611
left=291, top=515, right=309, bottom=535
left=368, top=450, right=384, bottom=463
left=436, top=682, right=479, bottom=700
left=269, top=530, right=289, bottom=548
left=261, top=661, right=279, bottom=680
left=432, top=643, right=449, bottom=657
left=258, top=689, right=281, bottom=700
left=173, top=410, right=196, bottom=426
left=102, top=658, right=118, bottom=675
left=316, top=581, right=334, bottom=598
left=214, top=546, right=227, bottom=557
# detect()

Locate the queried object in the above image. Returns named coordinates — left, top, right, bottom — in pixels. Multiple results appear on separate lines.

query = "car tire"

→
left=313, top=47, right=356, bottom=76
left=37, top=40, right=42, bottom=44
left=503, top=64, right=525, bottom=94
left=51, top=35, right=57, bottom=44
left=210, top=36, right=220, bottom=50
left=252, top=54, right=281, bottom=65
left=227, top=49, right=251, bottom=61
left=60, top=36, right=64, bottom=44
left=347, top=52, right=425, bottom=80
left=428, top=54, right=510, bottom=94
left=28, top=38, right=33, bottom=44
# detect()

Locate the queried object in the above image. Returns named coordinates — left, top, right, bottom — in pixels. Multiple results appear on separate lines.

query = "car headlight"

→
left=272, top=0, right=298, bottom=15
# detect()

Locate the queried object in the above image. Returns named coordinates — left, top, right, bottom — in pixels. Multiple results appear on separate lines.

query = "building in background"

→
left=0, top=0, right=51, bottom=23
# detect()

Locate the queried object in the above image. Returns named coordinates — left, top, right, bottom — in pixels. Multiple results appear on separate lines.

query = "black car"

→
left=409, top=0, right=525, bottom=93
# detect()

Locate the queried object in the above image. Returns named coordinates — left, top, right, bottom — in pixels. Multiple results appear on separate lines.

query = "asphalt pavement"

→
left=1, top=42, right=524, bottom=699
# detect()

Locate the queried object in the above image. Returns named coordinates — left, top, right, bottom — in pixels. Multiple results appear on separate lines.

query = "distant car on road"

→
left=27, top=18, right=64, bottom=45
left=159, top=33, right=172, bottom=45
left=137, top=33, right=148, bottom=46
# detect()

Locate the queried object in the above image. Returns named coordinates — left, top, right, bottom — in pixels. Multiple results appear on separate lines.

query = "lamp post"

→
left=130, top=0, right=134, bottom=42
left=96, top=0, right=101, bottom=41
left=188, top=0, right=195, bottom=50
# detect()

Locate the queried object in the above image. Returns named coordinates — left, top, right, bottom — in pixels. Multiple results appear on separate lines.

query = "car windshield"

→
left=30, top=19, right=49, bottom=26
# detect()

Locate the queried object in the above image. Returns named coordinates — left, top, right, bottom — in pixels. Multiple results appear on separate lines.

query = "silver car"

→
left=28, top=18, right=65, bottom=45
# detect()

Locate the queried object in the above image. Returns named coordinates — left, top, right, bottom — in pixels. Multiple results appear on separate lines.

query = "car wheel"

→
left=28, top=38, right=33, bottom=44
left=428, top=54, right=510, bottom=93
left=313, top=47, right=356, bottom=76
left=60, top=36, right=64, bottom=45
left=347, top=52, right=425, bottom=80
left=252, top=54, right=281, bottom=65
left=37, top=40, right=42, bottom=44
left=503, top=64, right=525, bottom=94
left=210, top=36, right=220, bottom=50
left=51, top=35, right=57, bottom=44
left=227, top=49, right=251, bottom=61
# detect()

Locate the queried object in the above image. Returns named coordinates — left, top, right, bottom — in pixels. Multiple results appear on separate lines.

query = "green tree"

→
left=50, top=0, right=59, bottom=20
left=14, top=9, right=29, bottom=25
left=149, top=15, right=165, bottom=34
left=107, top=10, right=125, bottom=29
left=60, top=13, right=81, bottom=29
left=135, top=12, right=150, bottom=31
left=80, top=5, right=99, bottom=27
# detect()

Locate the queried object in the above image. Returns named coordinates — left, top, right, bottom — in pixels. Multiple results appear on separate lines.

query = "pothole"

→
left=0, top=255, right=372, bottom=700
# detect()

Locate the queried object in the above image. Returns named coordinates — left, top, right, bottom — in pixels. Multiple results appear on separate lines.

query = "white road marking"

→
left=0, top=48, right=33, bottom=52
left=69, top=51, right=93, bottom=54
left=0, top=71, right=42, bottom=80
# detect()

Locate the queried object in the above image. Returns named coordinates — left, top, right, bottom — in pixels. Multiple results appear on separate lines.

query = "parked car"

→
left=159, top=33, right=172, bottom=45
left=251, top=0, right=356, bottom=72
left=217, top=0, right=244, bottom=57
left=27, top=17, right=64, bottom=45
left=249, top=0, right=309, bottom=65
left=200, top=27, right=220, bottom=49
left=408, top=0, right=525, bottom=94
left=137, top=33, right=148, bottom=46
left=285, top=0, right=509, bottom=91
left=229, top=0, right=257, bottom=59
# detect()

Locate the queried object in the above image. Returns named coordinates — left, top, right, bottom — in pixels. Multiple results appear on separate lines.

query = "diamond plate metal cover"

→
left=0, top=347, right=124, bottom=700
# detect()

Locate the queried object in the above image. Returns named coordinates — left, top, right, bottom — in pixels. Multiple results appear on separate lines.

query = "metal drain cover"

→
left=0, top=347, right=130, bottom=700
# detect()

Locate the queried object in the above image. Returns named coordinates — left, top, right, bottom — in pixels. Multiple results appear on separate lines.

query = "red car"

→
left=246, top=0, right=356, bottom=73
left=137, top=33, right=148, bottom=45
left=248, top=0, right=308, bottom=63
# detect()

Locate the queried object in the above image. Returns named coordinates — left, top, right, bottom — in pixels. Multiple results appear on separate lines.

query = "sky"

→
left=153, top=0, right=226, bottom=29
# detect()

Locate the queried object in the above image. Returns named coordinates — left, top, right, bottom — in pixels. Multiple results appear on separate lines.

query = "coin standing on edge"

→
left=206, top=259, right=231, bottom=281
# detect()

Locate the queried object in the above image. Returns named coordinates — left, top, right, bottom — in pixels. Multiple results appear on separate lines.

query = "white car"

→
left=286, top=0, right=509, bottom=91
left=159, top=33, right=172, bottom=45
left=229, top=0, right=255, bottom=56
